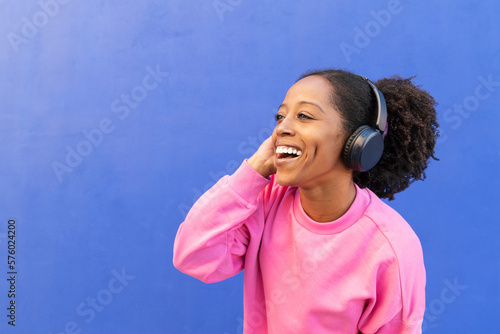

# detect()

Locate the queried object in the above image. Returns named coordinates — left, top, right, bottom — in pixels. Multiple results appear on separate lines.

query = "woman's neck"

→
left=298, top=178, right=357, bottom=223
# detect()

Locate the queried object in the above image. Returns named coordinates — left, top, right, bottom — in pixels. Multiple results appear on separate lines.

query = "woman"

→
left=173, top=69, right=439, bottom=333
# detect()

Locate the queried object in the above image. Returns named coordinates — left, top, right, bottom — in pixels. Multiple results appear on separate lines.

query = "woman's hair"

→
left=298, top=69, right=439, bottom=200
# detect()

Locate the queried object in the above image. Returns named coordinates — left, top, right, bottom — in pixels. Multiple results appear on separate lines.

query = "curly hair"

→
left=298, top=69, right=439, bottom=200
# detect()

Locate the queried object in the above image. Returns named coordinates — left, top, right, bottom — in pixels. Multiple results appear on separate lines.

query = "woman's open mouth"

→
left=275, top=145, right=302, bottom=161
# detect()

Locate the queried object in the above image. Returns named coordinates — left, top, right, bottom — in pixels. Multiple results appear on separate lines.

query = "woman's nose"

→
left=275, top=116, right=295, bottom=136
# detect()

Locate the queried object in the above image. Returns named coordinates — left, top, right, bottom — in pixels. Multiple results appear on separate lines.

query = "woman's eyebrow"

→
left=278, top=101, right=325, bottom=114
left=298, top=101, right=325, bottom=113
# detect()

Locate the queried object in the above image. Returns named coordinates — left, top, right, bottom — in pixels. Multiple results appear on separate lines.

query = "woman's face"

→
left=271, top=75, right=351, bottom=189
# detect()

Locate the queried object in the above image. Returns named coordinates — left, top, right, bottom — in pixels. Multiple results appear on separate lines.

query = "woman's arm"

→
left=173, top=137, right=277, bottom=283
left=173, top=160, right=271, bottom=283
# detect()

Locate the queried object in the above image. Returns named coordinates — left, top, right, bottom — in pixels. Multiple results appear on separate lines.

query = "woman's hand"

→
left=247, top=136, right=276, bottom=178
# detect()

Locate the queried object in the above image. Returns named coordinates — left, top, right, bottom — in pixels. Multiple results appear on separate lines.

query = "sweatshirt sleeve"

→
left=173, top=160, right=271, bottom=283
left=358, top=214, right=426, bottom=334
left=358, top=254, right=425, bottom=334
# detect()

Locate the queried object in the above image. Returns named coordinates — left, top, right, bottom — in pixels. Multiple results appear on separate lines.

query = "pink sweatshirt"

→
left=173, top=161, right=425, bottom=333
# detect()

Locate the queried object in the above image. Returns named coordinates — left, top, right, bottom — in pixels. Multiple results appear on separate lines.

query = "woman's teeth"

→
left=276, top=146, right=302, bottom=157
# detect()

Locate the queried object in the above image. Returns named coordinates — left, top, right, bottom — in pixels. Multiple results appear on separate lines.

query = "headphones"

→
left=343, top=76, right=388, bottom=172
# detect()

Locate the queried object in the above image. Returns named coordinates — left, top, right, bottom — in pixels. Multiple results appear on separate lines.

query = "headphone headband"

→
left=358, top=76, right=388, bottom=138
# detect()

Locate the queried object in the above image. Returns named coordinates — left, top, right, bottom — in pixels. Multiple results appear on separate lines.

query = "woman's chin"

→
left=275, top=172, right=299, bottom=187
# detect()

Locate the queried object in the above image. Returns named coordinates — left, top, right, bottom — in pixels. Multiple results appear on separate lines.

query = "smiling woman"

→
left=173, top=68, right=439, bottom=334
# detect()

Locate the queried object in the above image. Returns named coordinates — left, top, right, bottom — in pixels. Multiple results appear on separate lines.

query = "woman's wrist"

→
left=248, top=155, right=273, bottom=179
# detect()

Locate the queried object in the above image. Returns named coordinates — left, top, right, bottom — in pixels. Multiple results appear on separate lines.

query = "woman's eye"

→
left=298, top=113, right=312, bottom=120
left=274, top=113, right=284, bottom=121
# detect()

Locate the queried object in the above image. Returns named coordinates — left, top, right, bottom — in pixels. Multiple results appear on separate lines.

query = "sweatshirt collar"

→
left=293, top=184, right=370, bottom=234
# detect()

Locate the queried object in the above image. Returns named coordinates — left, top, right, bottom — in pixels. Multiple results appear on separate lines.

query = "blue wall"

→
left=0, top=0, right=498, bottom=333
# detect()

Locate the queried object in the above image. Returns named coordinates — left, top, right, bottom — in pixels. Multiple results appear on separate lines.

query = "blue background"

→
left=0, top=0, right=498, bottom=333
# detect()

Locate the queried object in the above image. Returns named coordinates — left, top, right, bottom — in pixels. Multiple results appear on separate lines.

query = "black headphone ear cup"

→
left=343, top=125, right=370, bottom=170
left=343, top=125, right=384, bottom=172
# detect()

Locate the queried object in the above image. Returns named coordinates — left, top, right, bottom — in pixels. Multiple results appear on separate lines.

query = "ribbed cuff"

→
left=227, top=160, right=271, bottom=204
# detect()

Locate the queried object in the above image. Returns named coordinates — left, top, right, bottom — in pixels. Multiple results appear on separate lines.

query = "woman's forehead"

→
left=283, top=75, right=333, bottom=105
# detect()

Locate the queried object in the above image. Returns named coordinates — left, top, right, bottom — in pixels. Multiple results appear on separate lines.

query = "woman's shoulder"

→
left=361, top=188, right=424, bottom=264
left=363, top=188, right=418, bottom=237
